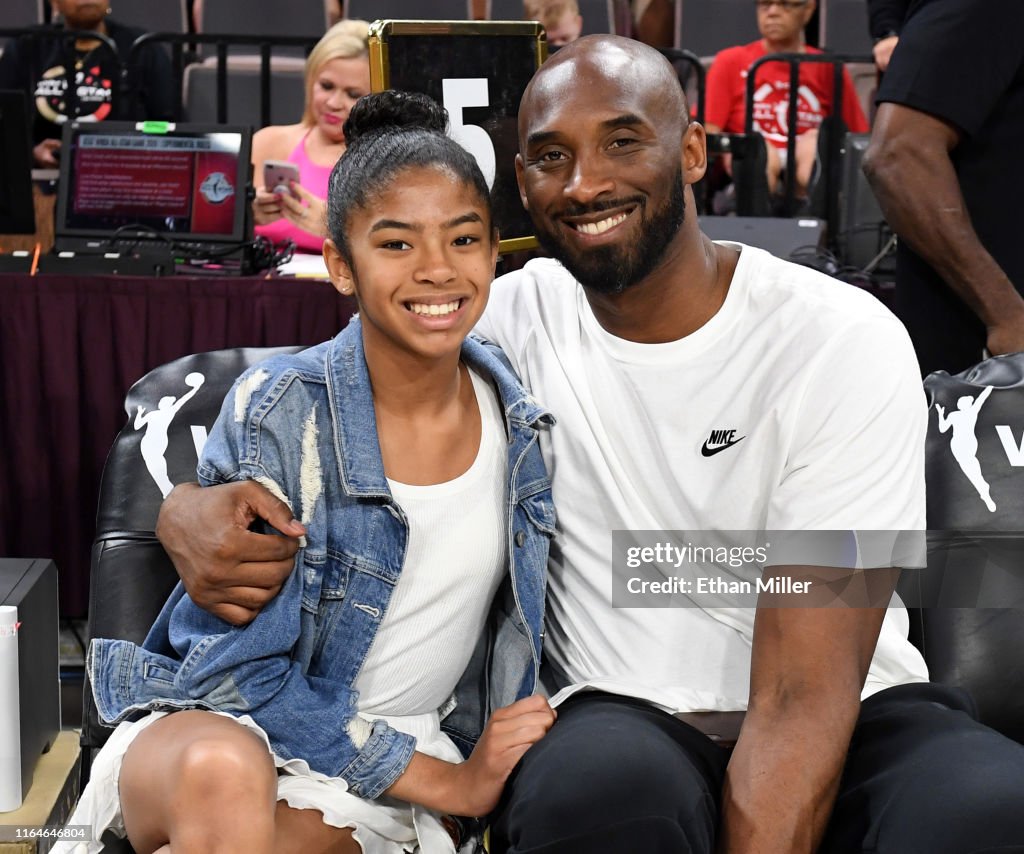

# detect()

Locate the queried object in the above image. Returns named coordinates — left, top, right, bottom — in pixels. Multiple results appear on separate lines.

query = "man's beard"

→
left=533, top=168, right=686, bottom=296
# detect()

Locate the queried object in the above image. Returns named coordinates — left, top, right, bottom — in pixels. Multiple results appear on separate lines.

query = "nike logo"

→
left=701, top=429, right=745, bottom=457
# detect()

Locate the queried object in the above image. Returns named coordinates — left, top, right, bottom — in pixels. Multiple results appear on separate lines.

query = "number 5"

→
left=442, top=78, right=497, bottom=190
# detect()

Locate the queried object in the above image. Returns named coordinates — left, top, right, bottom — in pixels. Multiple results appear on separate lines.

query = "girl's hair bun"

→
left=343, top=90, right=448, bottom=146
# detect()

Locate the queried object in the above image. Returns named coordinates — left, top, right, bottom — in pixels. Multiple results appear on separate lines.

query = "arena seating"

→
left=344, top=0, right=474, bottom=20
left=199, top=0, right=327, bottom=57
left=491, top=0, right=617, bottom=35
left=106, top=0, right=189, bottom=36
left=183, top=62, right=305, bottom=125
left=5, top=0, right=43, bottom=28
left=126, top=32, right=318, bottom=125
left=676, top=0, right=761, bottom=59
left=819, top=0, right=873, bottom=54
left=203, top=0, right=328, bottom=35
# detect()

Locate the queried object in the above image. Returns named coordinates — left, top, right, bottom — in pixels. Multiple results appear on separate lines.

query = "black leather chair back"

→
left=82, top=346, right=305, bottom=779
left=918, top=353, right=1024, bottom=743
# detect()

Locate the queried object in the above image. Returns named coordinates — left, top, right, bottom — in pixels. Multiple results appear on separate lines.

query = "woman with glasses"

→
left=703, top=0, right=868, bottom=203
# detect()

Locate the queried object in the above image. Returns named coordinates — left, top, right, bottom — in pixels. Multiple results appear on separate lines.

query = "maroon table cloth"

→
left=0, top=272, right=356, bottom=615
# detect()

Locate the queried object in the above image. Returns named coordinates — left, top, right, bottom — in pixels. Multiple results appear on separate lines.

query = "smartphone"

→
left=262, top=160, right=301, bottom=196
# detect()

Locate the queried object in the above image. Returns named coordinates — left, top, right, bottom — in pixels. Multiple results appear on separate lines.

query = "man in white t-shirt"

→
left=158, top=35, right=1024, bottom=854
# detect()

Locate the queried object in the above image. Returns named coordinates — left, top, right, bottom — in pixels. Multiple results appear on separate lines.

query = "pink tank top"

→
left=255, top=131, right=336, bottom=254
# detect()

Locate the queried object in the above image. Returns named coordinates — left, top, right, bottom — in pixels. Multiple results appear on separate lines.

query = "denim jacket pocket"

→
left=306, top=550, right=371, bottom=668
left=320, top=548, right=358, bottom=601
left=143, top=660, right=177, bottom=686
left=519, top=486, right=557, bottom=537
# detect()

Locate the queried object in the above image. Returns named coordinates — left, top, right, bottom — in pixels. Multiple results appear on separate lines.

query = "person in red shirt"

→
left=704, top=0, right=869, bottom=198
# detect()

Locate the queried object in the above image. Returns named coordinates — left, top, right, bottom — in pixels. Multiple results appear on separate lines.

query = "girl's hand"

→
left=278, top=181, right=328, bottom=239
left=449, top=694, right=556, bottom=817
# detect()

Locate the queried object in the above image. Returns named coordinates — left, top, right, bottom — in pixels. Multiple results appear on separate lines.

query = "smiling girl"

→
left=60, top=92, right=557, bottom=854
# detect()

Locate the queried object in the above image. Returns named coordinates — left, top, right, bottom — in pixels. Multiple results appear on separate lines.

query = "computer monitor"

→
left=54, top=121, right=252, bottom=253
left=0, top=91, right=36, bottom=235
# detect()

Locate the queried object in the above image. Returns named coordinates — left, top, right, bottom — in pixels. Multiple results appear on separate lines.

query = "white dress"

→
left=55, top=709, right=474, bottom=854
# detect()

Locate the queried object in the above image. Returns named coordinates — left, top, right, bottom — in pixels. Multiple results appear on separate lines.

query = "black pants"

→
left=489, top=684, right=1024, bottom=853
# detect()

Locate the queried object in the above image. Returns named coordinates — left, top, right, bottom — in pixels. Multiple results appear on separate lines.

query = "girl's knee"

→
left=173, top=730, right=276, bottom=801
left=125, top=712, right=277, bottom=808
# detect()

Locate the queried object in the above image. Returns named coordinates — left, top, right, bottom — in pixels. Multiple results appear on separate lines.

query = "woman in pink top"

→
left=253, top=20, right=371, bottom=254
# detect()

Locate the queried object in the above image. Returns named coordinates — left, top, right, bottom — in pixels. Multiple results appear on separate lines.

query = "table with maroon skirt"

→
left=0, top=272, right=356, bottom=615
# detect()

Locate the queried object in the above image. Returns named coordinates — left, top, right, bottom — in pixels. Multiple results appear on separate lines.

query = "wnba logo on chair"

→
left=133, top=372, right=209, bottom=497
left=934, top=385, right=1024, bottom=512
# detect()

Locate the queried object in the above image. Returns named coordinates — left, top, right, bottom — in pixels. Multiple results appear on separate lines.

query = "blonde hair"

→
left=523, top=0, right=579, bottom=27
left=301, top=19, right=370, bottom=127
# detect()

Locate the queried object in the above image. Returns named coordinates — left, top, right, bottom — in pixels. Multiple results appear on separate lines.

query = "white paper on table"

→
left=276, top=254, right=331, bottom=279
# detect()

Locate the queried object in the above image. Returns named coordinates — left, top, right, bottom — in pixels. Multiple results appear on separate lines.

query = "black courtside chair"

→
left=911, top=353, right=1024, bottom=744
left=82, top=347, right=303, bottom=850
left=80, top=349, right=1024, bottom=850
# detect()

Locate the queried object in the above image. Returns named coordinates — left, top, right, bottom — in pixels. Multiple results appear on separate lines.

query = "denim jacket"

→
left=89, top=318, right=556, bottom=800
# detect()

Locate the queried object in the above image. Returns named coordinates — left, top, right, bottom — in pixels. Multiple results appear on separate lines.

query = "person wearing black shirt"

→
left=863, top=0, right=1024, bottom=376
left=0, top=0, right=174, bottom=167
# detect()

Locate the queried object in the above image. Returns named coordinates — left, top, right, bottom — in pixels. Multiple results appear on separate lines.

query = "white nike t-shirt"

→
left=474, top=243, right=929, bottom=712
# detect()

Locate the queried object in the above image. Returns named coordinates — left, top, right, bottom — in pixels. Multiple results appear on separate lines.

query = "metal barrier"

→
left=704, top=132, right=772, bottom=217
left=744, top=51, right=873, bottom=227
left=657, top=46, right=705, bottom=125
left=128, top=33, right=320, bottom=126
left=0, top=28, right=318, bottom=129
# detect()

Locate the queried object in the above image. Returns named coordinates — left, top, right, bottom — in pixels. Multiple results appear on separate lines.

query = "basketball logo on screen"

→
left=199, top=172, right=235, bottom=204
left=134, top=373, right=207, bottom=498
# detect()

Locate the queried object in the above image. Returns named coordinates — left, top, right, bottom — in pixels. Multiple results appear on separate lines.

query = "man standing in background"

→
left=864, top=0, right=1024, bottom=376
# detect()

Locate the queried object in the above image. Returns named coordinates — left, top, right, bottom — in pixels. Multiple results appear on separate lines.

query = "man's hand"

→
left=986, top=313, right=1024, bottom=359
left=156, top=481, right=306, bottom=625
left=872, top=35, right=899, bottom=72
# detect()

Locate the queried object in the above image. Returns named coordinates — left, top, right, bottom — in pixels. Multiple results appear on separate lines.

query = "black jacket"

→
left=867, top=0, right=910, bottom=39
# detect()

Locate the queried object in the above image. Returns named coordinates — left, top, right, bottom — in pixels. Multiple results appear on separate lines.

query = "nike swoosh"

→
left=701, top=436, right=746, bottom=457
